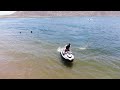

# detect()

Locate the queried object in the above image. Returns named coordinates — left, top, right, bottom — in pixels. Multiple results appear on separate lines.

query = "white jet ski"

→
left=60, top=45, right=74, bottom=62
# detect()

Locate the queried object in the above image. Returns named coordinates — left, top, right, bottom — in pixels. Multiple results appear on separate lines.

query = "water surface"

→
left=0, top=17, right=120, bottom=78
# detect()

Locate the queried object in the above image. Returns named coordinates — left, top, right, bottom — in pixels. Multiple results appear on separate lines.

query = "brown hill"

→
left=3, top=11, right=120, bottom=17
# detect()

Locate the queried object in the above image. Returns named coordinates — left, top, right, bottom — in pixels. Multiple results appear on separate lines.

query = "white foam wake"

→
left=79, top=47, right=87, bottom=50
left=57, top=47, right=62, bottom=52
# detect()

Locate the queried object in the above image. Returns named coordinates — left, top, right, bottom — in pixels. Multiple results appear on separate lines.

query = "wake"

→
left=78, top=44, right=89, bottom=50
left=79, top=47, right=87, bottom=50
left=57, top=47, right=63, bottom=52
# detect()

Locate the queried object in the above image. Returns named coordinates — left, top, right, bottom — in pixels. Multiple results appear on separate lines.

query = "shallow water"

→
left=0, top=17, right=120, bottom=78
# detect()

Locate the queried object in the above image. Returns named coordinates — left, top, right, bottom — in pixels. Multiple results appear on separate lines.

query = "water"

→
left=0, top=17, right=120, bottom=78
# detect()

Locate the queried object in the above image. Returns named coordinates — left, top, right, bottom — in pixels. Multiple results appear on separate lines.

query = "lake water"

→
left=0, top=17, right=120, bottom=78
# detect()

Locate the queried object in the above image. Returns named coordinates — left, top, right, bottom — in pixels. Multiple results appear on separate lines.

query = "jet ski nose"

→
left=67, top=54, right=72, bottom=58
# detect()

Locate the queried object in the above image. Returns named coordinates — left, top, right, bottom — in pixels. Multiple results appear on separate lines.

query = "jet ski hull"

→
left=60, top=48, right=74, bottom=62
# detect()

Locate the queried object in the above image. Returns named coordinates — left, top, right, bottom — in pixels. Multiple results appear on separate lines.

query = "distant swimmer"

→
left=31, top=31, right=32, bottom=33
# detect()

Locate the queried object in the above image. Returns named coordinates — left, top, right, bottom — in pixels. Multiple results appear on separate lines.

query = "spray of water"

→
left=57, top=47, right=62, bottom=52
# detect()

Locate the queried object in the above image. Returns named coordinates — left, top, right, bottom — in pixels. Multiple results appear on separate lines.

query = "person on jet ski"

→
left=65, top=43, right=71, bottom=52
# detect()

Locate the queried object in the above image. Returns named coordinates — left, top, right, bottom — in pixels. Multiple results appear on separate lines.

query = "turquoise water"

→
left=0, top=17, right=120, bottom=78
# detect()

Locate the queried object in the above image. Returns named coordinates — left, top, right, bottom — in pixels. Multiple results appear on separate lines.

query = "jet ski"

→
left=60, top=45, right=74, bottom=62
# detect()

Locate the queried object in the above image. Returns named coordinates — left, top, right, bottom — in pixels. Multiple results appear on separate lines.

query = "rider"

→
left=65, top=43, right=71, bottom=52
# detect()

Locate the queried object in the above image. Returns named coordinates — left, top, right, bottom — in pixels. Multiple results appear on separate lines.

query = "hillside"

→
left=2, top=11, right=120, bottom=17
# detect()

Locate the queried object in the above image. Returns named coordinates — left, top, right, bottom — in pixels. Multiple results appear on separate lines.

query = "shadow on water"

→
left=60, top=53, right=73, bottom=68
